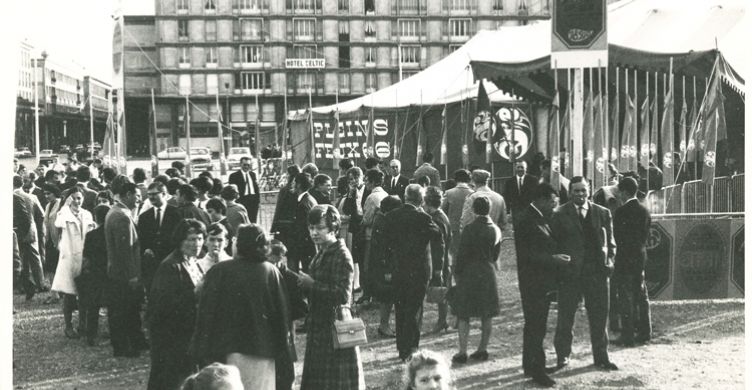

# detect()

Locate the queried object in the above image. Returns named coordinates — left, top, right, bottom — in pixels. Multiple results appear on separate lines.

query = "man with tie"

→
left=502, top=161, right=538, bottom=226
left=612, top=177, right=652, bottom=347
left=551, top=176, right=618, bottom=371
left=514, top=183, right=569, bottom=387
left=228, top=157, right=260, bottom=223
left=384, top=159, right=410, bottom=201
left=137, top=182, right=181, bottom=292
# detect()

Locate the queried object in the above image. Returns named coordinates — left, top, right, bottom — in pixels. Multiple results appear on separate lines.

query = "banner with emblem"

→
left=701, top=57, right=726, bottom=186
left=660, top=69, right=675, bottom=187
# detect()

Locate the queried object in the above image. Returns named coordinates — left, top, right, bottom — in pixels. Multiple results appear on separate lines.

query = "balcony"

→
left=179, top=63, right=191, bottom=69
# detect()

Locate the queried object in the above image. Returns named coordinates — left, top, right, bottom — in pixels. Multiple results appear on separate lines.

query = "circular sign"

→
left=645, top=223, right=671, bottom=298
left=494, top=106, right=532, bottom=161
left=678, top=224, right=725, bottom=295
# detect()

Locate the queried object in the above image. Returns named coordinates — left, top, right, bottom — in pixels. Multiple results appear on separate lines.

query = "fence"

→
left=647, top=174, right=745, bottom=215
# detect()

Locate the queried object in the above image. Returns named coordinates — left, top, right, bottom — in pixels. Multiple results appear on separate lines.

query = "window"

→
left=448, top=44, right=463, bottom=53
left=338, top=73, right=350, bottom=91
left=397, top=0, right=419, bottom=13
left=287, top=0, right=320, bottom=12
left=239, top=72, right=267, bottom=89
left=206, top=20, right=217, bottom=41
left=364, top=0, right=375, bottom=13
left=365, top=73, right=376, bottom=92
left=240, top=18, right=263, bottom=40
left=179, top=47, right=191, bottom=67
left=447, top=0, right=471, bottom=11
left=237, top=0, right=262, bottom=11
left=179, top=20, right=189, bottom=41
left=400, top=45, right=419, bottom=64
left=339, top=46, right=350, bottom=68
left=339, top=21, right=350, bottom=41
left=293, top=44, right=317, bottom=58
left=365, top=47, right=375, bottom=63
left=240, top=45, right=263, bottom=63
left=448, top=19, right=471, bottom=37
left=179, top=74, right=192, bottom=95
left=297, top=73, right=315, bottom=90
left=364, top=21, right=376, bottom=37
left=398, top=19, right=420, bottom=37
left=207, top=74, right=219, bottom=94
left=338, top=0, right=349, bottom=12
left=206, top=47, right=218, bottom=65
left=294, top=18, right=315, bottom=40
left=492, top=0, right=503, bottom=10
left=205, top=0, right=216, bottom=11
left=178, top=0, right=189, bottom=12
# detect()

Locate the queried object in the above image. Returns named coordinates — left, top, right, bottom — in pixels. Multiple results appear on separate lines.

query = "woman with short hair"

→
left=297, top=205, right=365, bottom=390
left=147, top=219, right=208, bottom=390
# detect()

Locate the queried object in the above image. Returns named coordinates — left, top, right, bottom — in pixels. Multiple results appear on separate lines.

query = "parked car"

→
left=40, top=149, right=55, bottom=157
left=157, top=146, right=187, bottom=160
left=15, top=147, right=32, bottom=158
left=189, top=147, right=213, bottom=171
left=227, top=147, right=252, bottom=169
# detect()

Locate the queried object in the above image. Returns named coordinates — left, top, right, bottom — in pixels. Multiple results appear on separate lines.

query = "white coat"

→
left=51, top=204, right=95, bottom=295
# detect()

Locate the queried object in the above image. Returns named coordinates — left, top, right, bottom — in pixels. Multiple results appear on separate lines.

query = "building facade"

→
left=14, top=43, right=112, bottom=154
left=123, top=0, right=551, bottom=155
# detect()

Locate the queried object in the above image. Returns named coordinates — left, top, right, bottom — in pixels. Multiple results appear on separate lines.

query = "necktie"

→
left=578, top=206, right=587, bottom=224
left=155, top=207, right=161, bottom=228
left=392, top=177, right=397, bottom=189
left=245, top=173, right=253, bottom=195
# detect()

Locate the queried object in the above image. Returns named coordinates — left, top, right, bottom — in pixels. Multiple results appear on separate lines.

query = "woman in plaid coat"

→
left=297, top=205, right=365, bottom=390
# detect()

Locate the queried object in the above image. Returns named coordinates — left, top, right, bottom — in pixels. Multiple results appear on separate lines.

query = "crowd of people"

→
left=12, top=149, right=654, bottom=389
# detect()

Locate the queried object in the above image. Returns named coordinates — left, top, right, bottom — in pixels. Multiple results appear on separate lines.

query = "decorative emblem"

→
left=620, top=145, right=629, bottom=158
left=663, top=152, right=673, bottom=168
left=640, top=144, right=650, bottom=157
left=472, top=110, right=495, bottom=143
left=495, top=106, right=532, bottom=161
left=552, top=159, right=560, bottom=173
left=647, top=226, right=662, bottom=250
left=704, top=151, right=716, bottom=168
left=679, top=140, right=686, bottom=153
left=687, top=138, right=696, bottom=151
left=567, top=28, right=594, bottom=43
left=596, top=157, right=605, bottom=173
left=628, top=145, right=637, bottom=158
left=650, top=142, right=657, bottom=155
left=585, top=150, right=594, bottom=162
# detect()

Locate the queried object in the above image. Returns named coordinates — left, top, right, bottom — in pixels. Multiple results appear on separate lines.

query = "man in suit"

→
left=503, top=161, right=538, bottom=225
left=441, top=169, right=473, bottom=266
left=205, top=198, right=234, bottom=257
left=137, top=181, right=181, bottom=292
left=228, top=157, right=260, bottom=222
left=289, top=173, right=318, bottom=273
left=551, top=176, right=618, bottom=371
left=176, top=183, right=212, bottom=228
left=14, top=192, right=32, bottom=292
left=384, top=159, right=410, bottom=201
left=105, top=176, right=147, bottom=357
left=514, top=183, right=570, bottom=387
left=384, top=184, right=442, bottom=361
left=76, top=165, right=100, bottom=213
left=612, top=177, right=652, bottom=347
left=460, top=170, right=506, bottom=230
left=413, top=153, right=442, bottom=188
left=308, top=173, right=332, bottom=205
left=14, top=174, right=47, bottom=300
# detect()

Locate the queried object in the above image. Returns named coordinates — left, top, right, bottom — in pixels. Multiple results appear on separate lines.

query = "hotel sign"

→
left=285, top=58, right=325, bottom=69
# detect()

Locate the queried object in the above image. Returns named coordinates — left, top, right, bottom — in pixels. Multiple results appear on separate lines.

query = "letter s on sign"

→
left=373, top=119, right=388, bottom=136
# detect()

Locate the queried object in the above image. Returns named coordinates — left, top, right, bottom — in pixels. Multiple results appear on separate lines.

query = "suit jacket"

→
left=384, top=175, right=410, bottom=200
left=413, top=164, right=441, bottom=188
left=27, top=185, right=47, bottom=210
left=502, top=174, right=539, bottom=212
left=550, top=201, right=616, bottom=280
left=105, top=200, right=141, bottom=282
left=228, top=169, right=260, bottom=199
left=13, top=193, right=32, bottom=241
left=14, top=189, right=42, bottom=244
left=290, top=193, right=317, bottom=263
left=138, top=204, right=182, bottom=264
left=178, top=203, right=212, bottom=227
left=384, top=203, right=442, bottom=287
left=613, top=198, right=651, bottom=274
left=441, top=183, right=473, bottom=234
left=76, top=183, right=98, bottom=213
left=513, top=205, right=559, bottom=290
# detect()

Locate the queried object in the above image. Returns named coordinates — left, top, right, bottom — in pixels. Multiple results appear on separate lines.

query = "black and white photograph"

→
left=6, top=0, right=747, bottom=388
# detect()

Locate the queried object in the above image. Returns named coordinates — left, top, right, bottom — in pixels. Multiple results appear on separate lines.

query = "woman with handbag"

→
left=449, top=197, right=502, bottom=364
left=297, top=205, right=365, bottom=390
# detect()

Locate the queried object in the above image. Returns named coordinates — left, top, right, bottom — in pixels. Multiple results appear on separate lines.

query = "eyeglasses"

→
left=390, top=166, right=399, bottom=169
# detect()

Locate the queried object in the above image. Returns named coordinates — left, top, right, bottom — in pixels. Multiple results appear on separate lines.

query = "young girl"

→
left=404, top=350, right=455, bottom=390
left=52, top=186, right=96, bottom=338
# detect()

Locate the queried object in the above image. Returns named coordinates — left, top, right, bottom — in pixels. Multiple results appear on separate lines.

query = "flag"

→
left=638, top=97, right=650, bottom=169
left=461, top=101, right=470, bottom=168
left=678, top=92, right=688, bottom=163
left=367, top=106, right=375, bottom=157
left=415, top=115, right=423, bottom=167
left=561, top=91, right=572, bottom=177
left=619, top=94, right=636, bottom=171
left=476, top=82, right=494, bottom=164
left=102, top=112, right=115, bottom=168
left=255, top=94, right=261, bottom=160
left=393, top=109, right=401, bottom=159
left=686, top=97, right=698, bottom=163
left=650, top=97, right=658, bottom=165
left=593, top=93, right=605, bottom=187
left=148, top=99, right=159, bottom=178
left=332, top=110, right=341, bottom=166
left=701, top=57, right=726, bottom=186
left=549, top=90, right=561, bottom=190
left=583, top=89, right=594, bottom=177
left=609, top=93, right=619, bottom=163
left=440, top=104, right=448, bottom=165
left=661, top=72, right=675, bottom=187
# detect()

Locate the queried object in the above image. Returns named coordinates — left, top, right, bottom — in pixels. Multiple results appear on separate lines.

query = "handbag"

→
left=332, top=306, right=368, bottom=349
left=425, top=286, right=448, bottom=304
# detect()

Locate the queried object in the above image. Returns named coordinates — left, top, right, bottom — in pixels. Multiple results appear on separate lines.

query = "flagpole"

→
left=282, top=85, right=288, bottom=162
left=308, top=86, right=315, bottom=164
left=150, top=88, right=159, bottom=177
left=33, top=57, right=40, bottom=161
left=90, top=82, right=96, bottom=162
left=216, top=89, right=226, bottom=177
left=614, top=67, right=619, bottom=166
left=185, top=95, right=192, bottom=178
left=681, top=74, right=686, bottom=175
left=597, top=63, right=603, bottom=187
left=572, top=67, right=583, bottom=176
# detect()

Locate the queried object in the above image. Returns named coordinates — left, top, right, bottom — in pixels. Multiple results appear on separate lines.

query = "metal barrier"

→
left=712, top=176, right=731, bottom=213
left=664, top=184, right=682, bottom=214
left=646, top=189, right=665, bottom=214
left=731, top=174, right=744, bottom=212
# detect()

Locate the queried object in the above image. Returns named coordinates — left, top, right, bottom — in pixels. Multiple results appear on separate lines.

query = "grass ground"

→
left=13, top=238, right=744, bottom=389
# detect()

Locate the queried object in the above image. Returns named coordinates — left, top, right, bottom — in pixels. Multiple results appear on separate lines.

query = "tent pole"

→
left=572, top=68, right=584, bottom=176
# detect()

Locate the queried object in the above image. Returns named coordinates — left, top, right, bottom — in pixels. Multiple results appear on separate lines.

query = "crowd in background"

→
left=12, top=147, right=654, bottom=389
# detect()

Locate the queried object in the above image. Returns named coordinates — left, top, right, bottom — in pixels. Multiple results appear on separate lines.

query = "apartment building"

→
left=123, top=0, right=550, bottom=155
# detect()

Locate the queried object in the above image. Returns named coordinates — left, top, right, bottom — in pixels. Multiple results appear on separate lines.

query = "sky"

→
left=12, top=0, right=146, bottom=83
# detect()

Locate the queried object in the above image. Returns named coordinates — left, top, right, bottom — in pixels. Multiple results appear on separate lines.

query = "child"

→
left=404, top=350, right=455, bottom=390
left=76, top=204, right=111, bottom=346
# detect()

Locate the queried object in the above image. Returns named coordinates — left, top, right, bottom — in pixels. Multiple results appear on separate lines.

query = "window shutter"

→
left=391, top=0, right=397, bottom=15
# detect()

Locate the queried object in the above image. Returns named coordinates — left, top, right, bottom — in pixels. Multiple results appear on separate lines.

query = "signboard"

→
left=551, top=0, right=608, bottom=68
left=731, top=226, right=744, bottom=292
left=675, top=223, right=726, bottom=297
left=646, top=222, right=672, bottom=298
left=285, top=58, right=325, bottom=69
